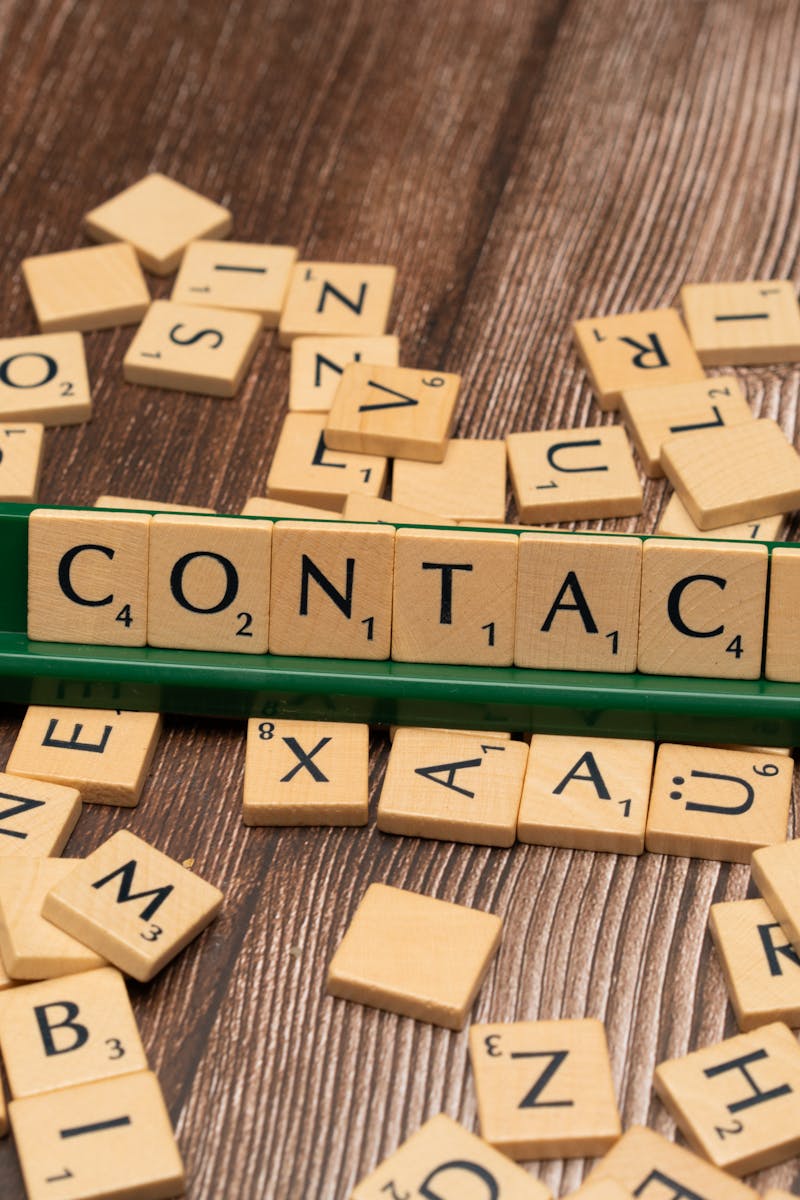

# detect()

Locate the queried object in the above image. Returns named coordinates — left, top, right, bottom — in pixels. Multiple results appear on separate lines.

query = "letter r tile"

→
left=587, top=1124, right=758, bottom=1200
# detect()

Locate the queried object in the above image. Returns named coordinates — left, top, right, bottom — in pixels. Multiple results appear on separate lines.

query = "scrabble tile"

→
left=27, top=508, right=150, bottom=647
left=0, top=333, right=91, bottom=425
left=588, top=1124, right=757, bottom=1200
left=645, top=744, right=791, bottom=862
left=514, top=533, right=642, bottom=672
left=123, top=300, right=261, bottom=398
left=342, top=493, right=457, bottom=524
left=241, top=496, right=340, bottom=519
left=0, top=948, right=14, bottom=990
left=569, top=1182, right=631, bottom=1200
left=171, top=240, right=297, bottom=325
left=278, top=262, right=396, bottom=346
left=147, top=513, right=271, bottom=653
left=762, top=1190, right=795, bottom=1200
left=350, top=1113, right=550, bottom=1200
left=681, top=280, right=800, bottom=366
left=392, top=438, right=507, bottom=523
left=518, top=734, right=654, bottom=854
left=95, top=495, right=215, bottom=513
left=0, top=967, right=146, bottom=1098
left=42, top=829, right=223, bottom=983
left=766, top=547, right=800, bottom=681
left=392, top=528, right=518, bottom=666
left=22, top=242, right=150, bottom=333
left=243, top=718, right=368, bottom=826
left=289, top=335, right=399, bottom=412
left=656, top=493, right=785, bottom=542
left=468, top=1017, right=621, bottom=1159
left=0, top=772, right=80, bottom=857
left=0, top=859, right=105, bottom=980
left=573, top=307, right=704, bottom=410
left=388, top=726, right=512, bottom=741
left=619, top=377, right=752, bottom=477
left=709, top=898, right=800, bottom=1032
left=0, top=1082, right=5, bottom=1137
left=269, top=520, right=394, bottom=659
left=637, top=538, right=768, bottom=679
left=377, top=729, right=528, bottom=847
left=0, top=424, right=44, bottom=501
left=654, top=1022, right=800, bottom=1174
left=325, top=364, right=460, bottom=462
left=507, top=426, right=642, bottom=522
left=751, top=840, right=800, bottom=955
left=10, top=1071, right=184, bottom=1200
left=85, top=172, right=231, bottom=275
left=266, top=413, right=387, bottom=511
left=327, top=882, right=502, bottom=1029
left=6, top=706, right=162, bottom=806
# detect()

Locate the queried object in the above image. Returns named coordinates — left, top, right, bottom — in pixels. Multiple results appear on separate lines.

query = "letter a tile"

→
left=681, top=281, right=800, bottom=366
left=588, top=1125, right=757, bottom=1200
left=0, top=859, right=106, bottom=980
left=278, top=262, right=396, bottom=346
left=0, top=772, right=80, bottom=857
left=325, top=364, right=460, bottom=462
left=709, top=898, right=800, bottom=1032
left=507, top=426, right=642, bottom=522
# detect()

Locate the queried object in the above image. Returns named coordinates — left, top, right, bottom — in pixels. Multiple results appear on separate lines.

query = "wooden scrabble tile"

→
left=22, top=242, right=150, bottom=333
left=637, top=538, right=768, bottom=679
left=392, top=528, right=518, bottom=666
left=573, top=307, right=704, bottom=410
left=342, top=493, right=457, bottom=524
left=588, top=1124, right=757, bottom=1200
left=266, top=413, right=387, bottom=511
left=0, top=424, right=44, bottom=501
left=171, top=240, right=297, bottom=325
left=377, top=729, right=528, bottom=847
left=95, top=495, right=214, bottom=513
left=468, top=1017, right=621, bottom=1159
left=392, top=438, right=507, bottom=523
left=0, top=333, right=91, bottom=425
left=278, top=262, right=396, bottom=346
left=289, top=335, right=399, bottom=412
left=0, top=859, right=105, bottom=980
left=147, top=513, right=271, bottom=653
left=654, top=1021, right=800, bottom=1174
left=388, top=726, right=512, bottom=741
left=681, top=281, right=800, bottom=366
left=645, top=744, right=791, bottom=862
left=42, top=829, right=223, bottom=983
left=0, top=772, right=80, bottom=857
left=325, top=364, right=459, bottom=462
left=85, top=172, right=232, bottom=275
left=507, top=426, right=642, bottom=522
left=0, top=1082, right=5, bottom=1138
left=619, top=377, right=752, bottom=477
left=709, top=898, right=800, bottom=1032
left=569, top=1182, right=631, bottom=1200
left=0, top=948, right=14, bottom=990
left=751, top=840, right=800, bottom=955
left=518, top=734, right=654, bottom=854
left=656, top=493, right=785, bottom=542
left=0, top=966, right=146, bottom=1098
left=350, top=1112, right=550, bottom=1200
left=762, top=1190, right=796, bottom=1200
left=9, top=1071, right=184, bottom=1200
left=269, top=520, right=394, bottom=659
left=766, top=547, right=800, bottom=681
left=6, top=706, right=162, bottom=807
left=241, top=496, right=340, bottom=519
left=327, top=882, right=502, bottom=1029
left=243, top=718, right=368, bottom=826
left=514, top=532, right=642, bottom=672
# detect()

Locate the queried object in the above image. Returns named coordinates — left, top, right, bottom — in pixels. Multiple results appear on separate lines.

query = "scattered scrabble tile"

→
left=241, top=496, right=339, bottom=519
left=266, top=412, right=387, bottom=511
left=0, top=1083, right=5, bottom=1138
left=681, top=280, right=800, bottom=365
left=0, top=424, right=43, bottom=501
left=507, top=426, right=642, bottom=521
left=0, top=859, right=105, bottom=980
left=0, top=333, right=91, bottom=425
left=656, top=493, right=785, bottom=542
left=377, top=728, right=528, bottom=846
left=752, top=840, right=800, bottom=954
left=573, top=307, right=704, bottom=410
left=765, top=547, right=800, bottom=681
left=95, top=495, right=215, bottom=513
left=709, top=898, right=800, bottom=1031
left=637, top=538, right=768, bottom=679
left=325, top=363, right=460, bottom=461
left=569, top=1182, right=631, bottom=1200
left=42, top=829, right=223, bottom=983
left=654, top=1021, right=800, bottom=1173
left=469, top=1017, right=621, bottom=1159
left=387, top=726, right=512, bottom=741
left=22, top=242, right=150, bottom=332
left=6, top=706, right=162, bottom=806
left=518, top=734, right=654, bottom=853
left=0, top=772, right=80, bottom=857
left=762, top=1190, right=796, bottom=1200
left=327, top=882, right=502, bottom=1029
left=588, top=1124, right=757, bottom=1200
left=9, top=1071, right=184, bottom=1200
left=85, top=172, right=232, bottom=274
left=645, top=744, right=791, bottom=862
left=341, top=493, right=457, bottom=524
left=514, top=532, right=641, bottom=672
left=392, top=438, right=507, bottom=523
left=289, top=334, right=399, bottom=412
left=0, top=967, right=147, bottom=1098
left=243, top=718, right=369, bottom=826
left=171, top=240, right=297, bottom=325
left=278, top=262, right=396, bottom=346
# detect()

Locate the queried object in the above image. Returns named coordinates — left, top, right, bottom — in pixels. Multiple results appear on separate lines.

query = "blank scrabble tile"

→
left=573, top=308, right=704, bottom=410
left=752, top=840, right=800, bottom=954
left=85, top=172, right=232, bottom=275
left=507, top=426, right=642, bottom=522
left=0, top=772, right=80, bottom=857
left=588, top=1124, right=758, bottom=1200
left=654, top=1022, right=800, bottom=1174
left=326, top=364, right=460, bottom=462
left=392, top=528, right=518, bottom=666
left=681, top=281, right=800, bottom=366
left=266, top=413, right=387, bottom=511
left=342, top=493, right=457, bottom=524
left=0, top=333, right=91, bottom=425
left=709, top=898, right=800, bottom=1032
left=637, top=538, right=768, bottom=679
left=377, top=728, right=528, bottom=847
left=0, top=967, right=146, bottom=1098
left=469, top=1018, right=621, bottom=1159
left=278, top=262, right=396, bottom=346
left=123, top=300, right=261, bottom=398
left=0, top=859, right=105, bottom=980
left=289, top=335, right=400, bottom=412
left=10, top=1071, right=184, bottom=1200
left=269, top=520, right=394, bottom=659
left=243, top=718, right=369, bottom=826
left=147, top=513, right=271, bottom=653
left=518, top=734, right=654, bottom=854
left=22, top=243, right=150, bottom=333
left=645, top=744, right=791, bottom=862
left=766, top=547, right=800, bottom=681
left=6, top=706, right=162, bottom=807
left=95, top=495, right=215, bottom=513
left=240, top=496, right=340, bottom=520
left=656, top=493, right=785, bottom=542
left=171, top=240, right=297, bottom=325
left=42, top=829, right=223, bottom=983
left=392, top=438, right=507, bottom=523
left=514, top=533, right=641, bottom=672
left=0, top=424, right=43, bottom=501
left=327, top=882, right=502, bottom=1029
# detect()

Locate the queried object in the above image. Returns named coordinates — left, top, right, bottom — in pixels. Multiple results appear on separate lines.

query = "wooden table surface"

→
left=2, top=0, right=800, bottom=1196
